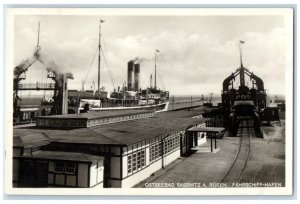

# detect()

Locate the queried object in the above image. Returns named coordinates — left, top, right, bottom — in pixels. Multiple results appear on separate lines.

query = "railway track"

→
left=220, top=117, right=254, bottom=185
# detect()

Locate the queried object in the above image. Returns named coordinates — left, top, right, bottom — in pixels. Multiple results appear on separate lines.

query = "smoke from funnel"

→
left=132, top=57, right=146, bottom=64
left=14, top=50, right=73, bottom=87
left=13, top=56, right=37, bottom=79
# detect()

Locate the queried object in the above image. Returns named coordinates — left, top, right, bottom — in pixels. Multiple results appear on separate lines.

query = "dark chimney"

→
left=134, top=63, right=140, bottom=92
left=62, top=74, right=68, bottom=114
left=127, top=61, right=134, bottom=91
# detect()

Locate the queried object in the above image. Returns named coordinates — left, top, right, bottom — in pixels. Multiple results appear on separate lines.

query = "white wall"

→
left=196, top=123, right=207, bottom=146
left=145, top=147, right=150, bottom=166
left=89, top=161, right=104, bottom=188
left=89, top=163, right=97, bottom=187
left=97, top=164, right=104, bottom=184
left=91, top=182, right=103, bottom=188
left=122, top=156, right=128, bottom=178
left=162, top=149, right=180, bottom=167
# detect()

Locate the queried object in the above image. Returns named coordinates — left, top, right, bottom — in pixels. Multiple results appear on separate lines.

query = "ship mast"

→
left=239, top=40, right=245, bottom=87
left=35, top=22, right=41, bottom=54
left=98, top=20, right=105, bottom=93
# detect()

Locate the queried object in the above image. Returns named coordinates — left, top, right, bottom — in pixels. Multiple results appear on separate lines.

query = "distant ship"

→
left=66, top=20, right=170, bottom=113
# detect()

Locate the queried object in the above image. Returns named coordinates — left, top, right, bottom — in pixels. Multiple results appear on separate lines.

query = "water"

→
left=168, top=95, right=222, bottom=110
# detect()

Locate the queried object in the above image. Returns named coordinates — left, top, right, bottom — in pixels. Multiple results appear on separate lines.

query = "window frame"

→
left=64, top=162, right=77, bottom=174
left=54, top=161, right=65, bottom=173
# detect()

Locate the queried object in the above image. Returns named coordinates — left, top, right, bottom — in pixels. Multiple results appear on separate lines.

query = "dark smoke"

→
left=13, top=56, right=37, bottom=79
left=14, top=50, right=73, bottom=87
left=131, top=57, right=146, bottom=64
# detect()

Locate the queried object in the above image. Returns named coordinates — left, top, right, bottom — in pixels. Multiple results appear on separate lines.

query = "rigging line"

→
left=101, top=48, right=115, bottom=89
left=101, top=34, right=116, bottom=88
left=101, top=47, right=116, bottom=89
left=101, top=35, right=119, bottom=89
left=119, top=72, right=127, bottom=88
left=103, top=34, right=125, bottom=88
left=83, top=47, right=98, bottom=84
left=102, top=34, right=112, bottom=67
left=157, top=68, right=166, bottom=91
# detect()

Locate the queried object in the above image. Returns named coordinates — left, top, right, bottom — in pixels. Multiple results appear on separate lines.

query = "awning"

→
left=187, top=126, right=225, bottom=133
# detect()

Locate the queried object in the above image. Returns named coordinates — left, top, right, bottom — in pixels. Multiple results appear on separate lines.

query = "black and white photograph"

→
left=4, top=7, right=293, bottom=195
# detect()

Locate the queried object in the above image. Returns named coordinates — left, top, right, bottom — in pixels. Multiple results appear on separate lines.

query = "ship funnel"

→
left=127, top=60, right=134, bottom=91
left=134, top=63, right=140, bottom=92
left=62, top=74, right=68, bottom=114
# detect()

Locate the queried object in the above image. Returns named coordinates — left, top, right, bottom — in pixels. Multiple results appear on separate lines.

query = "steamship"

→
left=67, top=59, right=170, bottom=113
left=67, top=21, right=169, bottom=113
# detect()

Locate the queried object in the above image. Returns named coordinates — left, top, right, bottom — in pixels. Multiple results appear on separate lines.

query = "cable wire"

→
left=83, top=47, right=98, bottom=86
left=101, top=47, right=116, bottom=90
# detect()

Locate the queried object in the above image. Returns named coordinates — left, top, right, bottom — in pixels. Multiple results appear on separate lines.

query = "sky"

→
left=13, top=14, right=289, bottom=96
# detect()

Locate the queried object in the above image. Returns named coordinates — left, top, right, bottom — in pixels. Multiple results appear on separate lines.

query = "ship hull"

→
left=76, top=101, right=169, bottom=113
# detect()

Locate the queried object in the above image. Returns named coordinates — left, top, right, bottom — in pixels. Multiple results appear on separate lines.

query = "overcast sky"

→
left=14, top=14, right=288, bottom=96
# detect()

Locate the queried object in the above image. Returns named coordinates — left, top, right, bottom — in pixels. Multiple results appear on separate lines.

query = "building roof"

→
left=35, top=109, right=153, bottom=120
left=13, top=132, right=51, bottom=148
left=21, top=150, right=104, bottom=163
left=14, top=110, right=207, bottom=146
left=187, top=126, right=225, bottom=133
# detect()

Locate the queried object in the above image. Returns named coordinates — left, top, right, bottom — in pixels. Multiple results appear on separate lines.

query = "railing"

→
left=18, top=83, right=56, bottom=90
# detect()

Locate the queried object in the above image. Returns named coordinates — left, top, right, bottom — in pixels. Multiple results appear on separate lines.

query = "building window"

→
left=54, top=161, right=76, bottom=174
left=150, top=142, right=162, bottom=162
left=127, top=155, right=132, bottom=174
left=141, top=150, right=145, bottom=167
left=54, top=161, right=65, bottom=173
left=127, top=149, right=146, bottom=174
left=161, top=135, right=180, bottom=156
left=65, top=162, right=76, bottom=174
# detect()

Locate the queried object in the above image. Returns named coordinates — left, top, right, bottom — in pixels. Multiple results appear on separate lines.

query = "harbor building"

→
left=13, top=109, right=208, bottom=188
left=19, top=151, right=104, bottom=188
